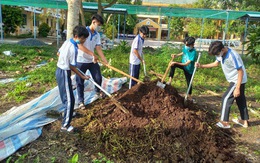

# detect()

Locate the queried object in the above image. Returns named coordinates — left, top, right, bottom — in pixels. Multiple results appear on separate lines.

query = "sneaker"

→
left=166, top=82, right=171, bottom=85
left=60, top=125, right=74, bottom=133
left=78, top=102, right=85, bottom=110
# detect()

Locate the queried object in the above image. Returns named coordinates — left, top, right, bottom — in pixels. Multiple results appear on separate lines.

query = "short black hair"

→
left=183, top=33, right=189, bottom=43
left=91, top=14, right=104, bottom=25
left=185, top=37, right=195, bottom=46
left=73, top=25, right=89, bottom=38
left=208, top=41, right=224, bottom=55
left=139, top=26, right=149, bottom=35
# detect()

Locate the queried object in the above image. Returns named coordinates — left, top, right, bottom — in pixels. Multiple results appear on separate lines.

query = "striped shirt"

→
left=216, top=48, right=247, bottom=84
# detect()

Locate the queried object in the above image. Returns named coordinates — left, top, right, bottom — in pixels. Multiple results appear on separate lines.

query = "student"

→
left=129, top=25, right=149, bottom=89
left=167, top=37, right=197, bottom=101
left=196, top=41, right=249, bottom=129
left=56, top=25, right=90, bottom=132
left=76, top=14, right=108, bottom=109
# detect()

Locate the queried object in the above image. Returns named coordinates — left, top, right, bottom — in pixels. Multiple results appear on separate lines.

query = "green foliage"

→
left=6, top=153, right=28, bottom=163
left=115, top=40, right=131, bottom=53
left=0, top=44, right=57, bottom=102
left=92, top=153, right=113, bottom=163
left=244, top=25, right=260, bottom=63
left=169, top=17, right=184, bottom=40
left=104, top=24, right=118, bottom=39
left=38, top=23, right=51, bottom=37
left=188, top=19, right=217, bottom=38
left=68, top=153, right=79, bottom=163
left=2, top=6, right=23, bottom=34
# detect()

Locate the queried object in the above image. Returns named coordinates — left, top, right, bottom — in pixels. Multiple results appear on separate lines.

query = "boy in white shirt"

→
left=56, top=25, right=90, bottom=132
left=196, top=41, right=249, bottom=129
left=129, top=26, right=149, bottom=89
left=76, top=14, right=108, bottom=109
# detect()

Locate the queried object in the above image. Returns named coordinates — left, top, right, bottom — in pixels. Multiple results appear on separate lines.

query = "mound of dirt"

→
left=77, top=81, right=246, bottom=162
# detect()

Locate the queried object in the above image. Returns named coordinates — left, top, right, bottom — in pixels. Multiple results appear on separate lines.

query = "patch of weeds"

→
left=6, top=81, right=32, bottom=102
left=253, top=150, right=260, bottom=156
left=92, top=152, right=114, bottom=163
left=51, top=157, right=56, bottom=163
left=6, top=153, right=28, bottom=163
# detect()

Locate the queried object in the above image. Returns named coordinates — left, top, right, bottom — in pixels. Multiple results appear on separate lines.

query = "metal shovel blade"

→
left=156, top=81, right=165, bottom=89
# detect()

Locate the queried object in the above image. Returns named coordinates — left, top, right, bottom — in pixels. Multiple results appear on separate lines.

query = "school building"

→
left=14, top=7, right=65, bottom=37
left=134, top=0, right=197, bottom=40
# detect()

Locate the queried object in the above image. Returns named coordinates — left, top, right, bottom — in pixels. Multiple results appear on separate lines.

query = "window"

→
left=22, top=14, right=27, bottom=26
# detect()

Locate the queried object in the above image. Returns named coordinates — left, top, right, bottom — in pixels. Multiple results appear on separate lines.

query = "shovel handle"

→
left=77, top=68, right=129, bottom=113
left=99, top=61, right=144, bottom=84
left=161, top=57, right=174, bottom=83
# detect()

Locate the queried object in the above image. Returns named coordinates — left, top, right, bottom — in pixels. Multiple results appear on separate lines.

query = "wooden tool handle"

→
left=99, top=61, right=144, bottom=84
left=161, top=57, right=174, bottom=83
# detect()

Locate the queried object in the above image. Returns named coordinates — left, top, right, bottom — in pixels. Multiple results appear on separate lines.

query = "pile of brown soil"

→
left=76, top=81, right=246, bottom=162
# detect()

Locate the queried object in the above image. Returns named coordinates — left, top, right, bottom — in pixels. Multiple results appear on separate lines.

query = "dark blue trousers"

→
left=169, top=64, right=193, bottom=95
left=220, top=83, right=249, bottom=121
left=129, top=63, right=140, bottom=89
left=55, top=67, right=74, bottom=128
left=76, top=62, right=102, bottom=104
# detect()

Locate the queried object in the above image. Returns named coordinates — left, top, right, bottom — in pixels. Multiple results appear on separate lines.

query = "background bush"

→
left=38, top=23, right=51, bottom=37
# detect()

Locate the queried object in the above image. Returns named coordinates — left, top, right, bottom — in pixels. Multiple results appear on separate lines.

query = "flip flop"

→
left=216, top=122, right=231, bottom=129
left=232, top=119, right=248, bottom=128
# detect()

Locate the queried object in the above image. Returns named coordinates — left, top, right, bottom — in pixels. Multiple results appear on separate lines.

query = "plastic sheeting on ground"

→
left=0, top=72, right=127, bottom=161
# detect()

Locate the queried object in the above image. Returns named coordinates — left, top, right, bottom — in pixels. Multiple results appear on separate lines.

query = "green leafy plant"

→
left=115, top=40, right=131, bottom=53
left=244, top=25, right=260, bottom=63
left=68, top=153, right=79, bottom=163
left=38, top=23, right=51, bottom=37
left=104, top=24, right=118, bottom=40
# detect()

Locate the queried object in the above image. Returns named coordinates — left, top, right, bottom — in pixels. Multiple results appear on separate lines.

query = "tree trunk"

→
left=80, top=0, right=85, bottom=27
left=106, top=14, right=113, bottom=24
left=97, top=0, right=117, bottom=15
left=66, top=0, right=81, bottom=39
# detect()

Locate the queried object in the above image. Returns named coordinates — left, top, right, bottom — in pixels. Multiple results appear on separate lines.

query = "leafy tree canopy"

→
left=2, top=6, right=24, bottom=34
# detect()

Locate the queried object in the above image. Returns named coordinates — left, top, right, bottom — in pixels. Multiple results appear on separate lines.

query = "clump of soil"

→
left=77, top=81, right=246, bottom=162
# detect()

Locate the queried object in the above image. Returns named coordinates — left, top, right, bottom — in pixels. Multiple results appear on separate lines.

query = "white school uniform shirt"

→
left=57, top=39, right=77, bottom=70
left=216, top=48, right=247, bottom=84
left=129, top=34, right=144, bottom=65
left=77, top=26, right=101, bottom=63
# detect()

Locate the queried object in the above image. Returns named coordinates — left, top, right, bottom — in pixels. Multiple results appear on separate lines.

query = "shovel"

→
left=156, top=56, right=174, bottom=89
left=184, top=52, right=202, bottom=106
left=142, top=55, right=150, bottom=82
left=99, top=60, right=144, bottom=84
left=77, top=68, right=129, bottom=114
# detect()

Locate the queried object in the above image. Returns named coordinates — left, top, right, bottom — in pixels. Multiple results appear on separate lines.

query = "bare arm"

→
left=78, top=44, right=99, bottom=63
left=233, top=68, right=243, bottom=97
left=196, top=60, right=219, bottom=68
left=70, top=65, right=90, bottom=80
left=174, top=60, right=191, bottom=66
left=134, top=49, right=144, bottom=63
left=172, top=52, right=183, bottom=58
left=96, top=46, right=108, bottom=64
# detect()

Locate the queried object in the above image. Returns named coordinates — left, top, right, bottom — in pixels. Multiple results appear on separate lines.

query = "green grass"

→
left=0, top=44, right=57, bottom=102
